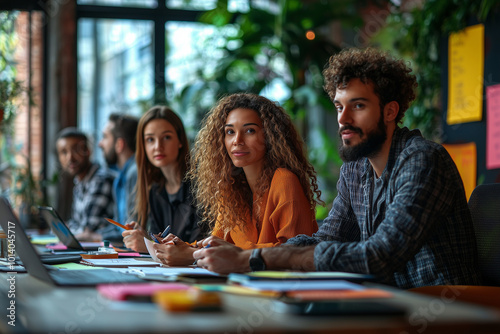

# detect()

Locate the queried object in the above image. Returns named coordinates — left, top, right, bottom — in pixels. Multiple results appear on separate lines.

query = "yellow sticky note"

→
left=447, top=24, right=484, bottom=124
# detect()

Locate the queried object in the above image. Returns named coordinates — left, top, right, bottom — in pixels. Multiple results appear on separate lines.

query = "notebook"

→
left=0, top=198, right=144, bottom=286
left=38, top=206, right=100, bottom=251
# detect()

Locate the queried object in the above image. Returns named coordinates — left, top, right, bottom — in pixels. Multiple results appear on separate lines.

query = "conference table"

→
left=1, top=269, right=500, bottom=334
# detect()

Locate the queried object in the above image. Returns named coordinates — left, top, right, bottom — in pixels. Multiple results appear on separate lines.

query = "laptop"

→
left=0, top=198, right=144, bottom=286
left=38, top=206, right=100, bottom=251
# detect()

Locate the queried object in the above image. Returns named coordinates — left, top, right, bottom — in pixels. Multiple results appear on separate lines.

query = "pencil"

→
left=105, top=218, right=131, bottom=230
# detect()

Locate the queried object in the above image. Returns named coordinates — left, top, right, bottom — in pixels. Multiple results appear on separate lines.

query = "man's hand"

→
left=193, top=242, right=251, bottom=275
left=193, top=243, right=317, bottom=275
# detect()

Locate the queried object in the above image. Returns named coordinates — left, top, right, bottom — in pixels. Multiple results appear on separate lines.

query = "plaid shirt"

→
left=288, top=127, right=481, bottom=289
left=68, top=163, right=115, bottom=235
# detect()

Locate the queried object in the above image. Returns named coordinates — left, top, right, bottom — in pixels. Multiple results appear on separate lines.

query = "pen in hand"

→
left=160, top=225, right=171, bottom=238
left=150, top=233, right=161, bottom=244
left=193, top=244, right=211, bottom=266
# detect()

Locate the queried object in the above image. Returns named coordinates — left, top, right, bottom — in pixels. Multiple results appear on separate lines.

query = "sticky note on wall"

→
left=442, top=142, right=477, bottom=200
left=447, top=24, right=484, bottom=125
left=486, top=84, right=500, bottom=170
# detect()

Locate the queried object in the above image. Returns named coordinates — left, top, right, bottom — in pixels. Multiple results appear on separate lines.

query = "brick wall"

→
left=12, top=11, right=44, bottom=208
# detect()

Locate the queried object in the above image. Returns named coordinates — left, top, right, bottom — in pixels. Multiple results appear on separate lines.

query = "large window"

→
left=76, top=2, right=224, bottom=156
left=77, top=18, right=154, bottom=140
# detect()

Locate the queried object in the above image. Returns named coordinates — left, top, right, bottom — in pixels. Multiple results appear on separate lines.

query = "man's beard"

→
left=104, top=149, right=118, bottom=166
left=338, top=114, right=387, bottom=162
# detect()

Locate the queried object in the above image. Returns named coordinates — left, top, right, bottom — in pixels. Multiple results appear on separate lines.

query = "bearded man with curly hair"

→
left=194, top=48, right=481, bottom=289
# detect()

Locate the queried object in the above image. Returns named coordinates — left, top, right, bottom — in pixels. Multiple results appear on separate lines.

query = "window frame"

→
left=76, top=2, right=205, bottom=106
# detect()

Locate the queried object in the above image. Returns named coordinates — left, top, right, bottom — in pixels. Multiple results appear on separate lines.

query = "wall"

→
left=441, top=13, right=500, bottom=185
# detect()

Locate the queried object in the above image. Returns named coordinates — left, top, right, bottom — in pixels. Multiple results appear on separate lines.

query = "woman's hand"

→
left=122, top=221, right=148, bottom=253
left=196, top=235, right=232, bottom=248
left=154, top=236, right=196, bottom=266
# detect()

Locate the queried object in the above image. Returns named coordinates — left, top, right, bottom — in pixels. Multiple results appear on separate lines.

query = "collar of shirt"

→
left=74, top=163, right=99, bottom=187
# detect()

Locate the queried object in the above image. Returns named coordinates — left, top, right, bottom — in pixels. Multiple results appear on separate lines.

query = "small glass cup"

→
left=0, top=230, right=7, bottom=259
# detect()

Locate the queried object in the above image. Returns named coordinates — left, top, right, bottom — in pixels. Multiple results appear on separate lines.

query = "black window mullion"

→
left=154, top=13, right=166, bottom=104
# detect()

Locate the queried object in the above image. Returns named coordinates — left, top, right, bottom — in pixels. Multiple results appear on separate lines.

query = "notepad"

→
left=80, top=258, right=160, bottom=268
left=197, top=282, right=391, bottom=300
left=144, top=237, right=161, bottom=262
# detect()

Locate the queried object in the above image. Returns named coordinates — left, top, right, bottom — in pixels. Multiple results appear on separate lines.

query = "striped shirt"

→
left=68, top=163, right=115, bottom=235
left=287, top=127, right=481, bottom=289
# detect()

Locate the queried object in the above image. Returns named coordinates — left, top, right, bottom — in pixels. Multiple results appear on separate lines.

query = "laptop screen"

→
left=38, top=206, right=84, bottom=251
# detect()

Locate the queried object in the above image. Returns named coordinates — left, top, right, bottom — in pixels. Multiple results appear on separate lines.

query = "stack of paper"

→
left=228, top=271, right=374, bottom=284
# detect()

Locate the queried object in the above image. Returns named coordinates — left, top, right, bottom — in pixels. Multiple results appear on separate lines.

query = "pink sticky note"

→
left=97, top=283, right=190, bottom=301
left=118, top=252, right=142, bottom=257
left=46, top=243, right=68, bottom=250
left=487, top=84, right=500, bottom=169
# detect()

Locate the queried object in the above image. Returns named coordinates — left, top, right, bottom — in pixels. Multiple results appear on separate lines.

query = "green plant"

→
left=0, top=12, right=24, bottom=134
left=373, top=0, right=500, bottom=141
left=172, top=0, right=386, bottom=217
left=12, top=154, right=44, bottom=213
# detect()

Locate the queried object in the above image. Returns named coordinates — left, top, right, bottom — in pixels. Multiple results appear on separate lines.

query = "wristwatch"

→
left=249, top=248, right=266, bottom=271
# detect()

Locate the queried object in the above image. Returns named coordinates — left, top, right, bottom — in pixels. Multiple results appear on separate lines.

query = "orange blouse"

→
left=212, top=168, right=318, bottom=249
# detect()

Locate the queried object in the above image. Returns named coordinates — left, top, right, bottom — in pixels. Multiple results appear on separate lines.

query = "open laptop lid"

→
left=38, top=206, right=85, bottom=251
left=1, top=198, right=144, bottom=286
left=0, top=198, right=58, bottom=283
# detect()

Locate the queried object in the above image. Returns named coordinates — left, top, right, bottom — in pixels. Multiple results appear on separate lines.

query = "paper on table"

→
left=52, top=262, right=103, bottom=270
left=30, top=236, right=59, bottom=245
left=229, top=271, right=373, bottom=282
left=239, top=279, right=365, bottom=292
left=122, top=266, right=220, bottom=277
left=144, top=237, right=160, bottom=262
left=81, top=258, right=160, bottom=267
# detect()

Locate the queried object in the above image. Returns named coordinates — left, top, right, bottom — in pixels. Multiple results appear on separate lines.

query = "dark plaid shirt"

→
left=68, top=163, right=115, bottom=235
left=287, top=127, right=481, bottom=289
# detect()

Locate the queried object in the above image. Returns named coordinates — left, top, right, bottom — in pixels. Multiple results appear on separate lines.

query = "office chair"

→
left=468, top=183, right=500, bottom=286
left=409, top=183, right=500, bottom=309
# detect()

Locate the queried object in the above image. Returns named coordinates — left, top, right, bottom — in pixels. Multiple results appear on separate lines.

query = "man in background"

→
left=98, top=113, right=139, bottom=226
left=55, top=128, right=115, bottom=241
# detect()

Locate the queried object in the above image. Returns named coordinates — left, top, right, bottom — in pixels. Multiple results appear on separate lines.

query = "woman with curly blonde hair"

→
left=154, top=93, right=322, bottom=265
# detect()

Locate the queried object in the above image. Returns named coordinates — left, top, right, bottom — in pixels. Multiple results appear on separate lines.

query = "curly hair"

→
left=323, top=47, right=417, bottom=124
left=134, top=106, right=190, bottom=228
left=187, top=93, right=323, bottom=233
